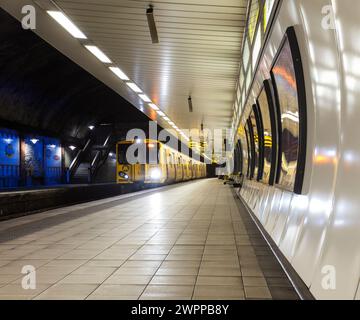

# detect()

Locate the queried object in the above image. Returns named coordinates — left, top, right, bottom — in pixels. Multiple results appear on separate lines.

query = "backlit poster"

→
left=24, top=137, right=44, bottom=178
left=44, top=137, right=62, bottom=185
left=0, top=129, right=20, bottom=166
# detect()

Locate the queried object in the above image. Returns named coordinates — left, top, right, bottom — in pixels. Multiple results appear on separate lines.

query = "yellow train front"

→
left=116, top=139, right=206, bottom=185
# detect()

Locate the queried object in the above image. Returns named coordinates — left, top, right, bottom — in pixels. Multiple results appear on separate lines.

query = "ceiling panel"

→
left=51, top=0, right=248, bottom=133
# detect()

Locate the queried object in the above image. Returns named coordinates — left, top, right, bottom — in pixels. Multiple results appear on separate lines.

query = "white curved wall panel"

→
left=237, top=0, right=360, bottom=300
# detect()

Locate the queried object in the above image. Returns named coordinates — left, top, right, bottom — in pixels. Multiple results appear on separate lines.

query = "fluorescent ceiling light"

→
left=139, top=94, right=151, bottom=102
left=126, top=82, right=142, bottom=93
left=172, top=125, right=178, bottom=129
left=168, top=121, right=175, bottom=126
left=148, top=103, right=159, bottom=111
left=85, top=45, right=111, bottom=63
left=47, top=11, right=87, bottom=39
left=109, top=67, right=129, bottom=81
left=157, top=110, right=165, bottom=117
left=163, top=116, right=170, bottom=121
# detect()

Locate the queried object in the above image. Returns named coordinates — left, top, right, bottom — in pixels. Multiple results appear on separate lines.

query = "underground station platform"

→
left=0, top=179, right=299, bottom=300
left=1, top=0, right=359, bottom=309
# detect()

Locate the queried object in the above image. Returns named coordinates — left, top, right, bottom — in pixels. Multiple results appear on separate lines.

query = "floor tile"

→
left=90, top=284, right=145, bottom=299
left=196, top=276, right=243, bottom=287
left=140, top=285, right=193, bottom=300
left=104, top=275, right=152, bottom=285
left=244, top=286, right=272, bottom=299
left=150, top=275, right=197, bottom=286
left=193, top=285, right=244, bottom=299
left=34, top=284, right=98, bottom=300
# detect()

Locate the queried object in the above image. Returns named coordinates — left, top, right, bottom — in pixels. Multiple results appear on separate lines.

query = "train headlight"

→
left=150, top=169, right=161, bottom=180
left=119, top=171, right=129, bottom=179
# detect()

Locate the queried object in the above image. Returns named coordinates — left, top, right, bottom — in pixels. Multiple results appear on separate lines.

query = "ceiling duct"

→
left=146, top=5, right=159, bottom=44
left=188, top=96, right=193, bottom=113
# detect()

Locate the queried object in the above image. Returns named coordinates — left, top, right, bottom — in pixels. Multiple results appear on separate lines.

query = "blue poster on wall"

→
left=24, top=136, right=44, bottom=178
left=0, top=129, right=20, bottom=189
left=0, top=129, right=20, bottom=166
left=44, top=137, right=62, bottom=185
left=44, top=138, right=61, bottom=168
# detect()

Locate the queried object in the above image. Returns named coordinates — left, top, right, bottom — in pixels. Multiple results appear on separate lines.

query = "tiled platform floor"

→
left=0, top=179, right=299, bottom=300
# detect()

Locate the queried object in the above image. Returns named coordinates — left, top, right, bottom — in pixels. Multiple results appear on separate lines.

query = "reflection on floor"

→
left=0, top=179, right=298, bottom=300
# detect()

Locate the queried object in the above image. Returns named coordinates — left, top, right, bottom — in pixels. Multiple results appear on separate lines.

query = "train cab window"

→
left=118, top=144, right=130, bottom=164
left=271, top=27, right=307, bottom=194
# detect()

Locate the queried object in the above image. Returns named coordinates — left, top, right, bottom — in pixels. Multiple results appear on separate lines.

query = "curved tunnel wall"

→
left=0, top=9, right=150, bottom=141
left=237, top=0, right=360, bottom=300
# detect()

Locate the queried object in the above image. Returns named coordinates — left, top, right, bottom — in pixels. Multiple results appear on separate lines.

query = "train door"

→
left=177, top=156, right=183, bottom=181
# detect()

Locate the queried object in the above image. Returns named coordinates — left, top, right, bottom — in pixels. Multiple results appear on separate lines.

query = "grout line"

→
left=137, top=190, right=204, bottom=300
left=190, top=187, right=215, bottom=300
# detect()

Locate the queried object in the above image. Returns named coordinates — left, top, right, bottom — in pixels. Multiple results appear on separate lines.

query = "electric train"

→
left=116, top=139, right=206, bottom=184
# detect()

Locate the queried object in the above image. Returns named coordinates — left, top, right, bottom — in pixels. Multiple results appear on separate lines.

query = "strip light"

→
left=85, top=45, right=111, bottom=63
left=139, top=94, right=152, bottom=102
left=46, top=9, right=196, bottom=153
left=127, top=82, right=142, bottom=93
left=109, top=67, right=129, bottom=81
left=149, top=103, right=159, bottom=111
left=47, top=11, right=87, bottom=39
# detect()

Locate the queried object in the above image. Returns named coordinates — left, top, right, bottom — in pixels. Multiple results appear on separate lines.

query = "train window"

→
left=271, top=27, right=307, bottom=194
left=118, top=144, right=130, bottom=164
left=170, top=153, right=174, bottom=166
left=256, top=80, right=277, bottom=185
left=146, top=142, right=160, bottom=164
